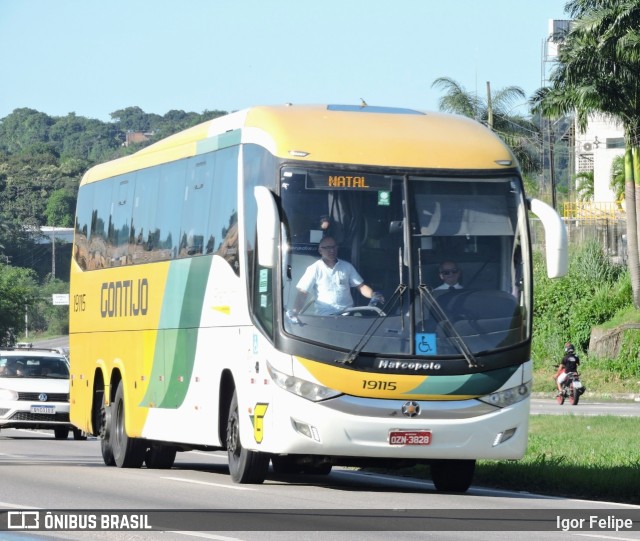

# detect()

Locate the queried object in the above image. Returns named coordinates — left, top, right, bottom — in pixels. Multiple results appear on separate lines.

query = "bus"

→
left=69, top=104, right=567, bottom=492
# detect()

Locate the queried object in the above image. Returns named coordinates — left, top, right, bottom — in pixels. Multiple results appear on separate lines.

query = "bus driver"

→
left=287, top=236, right=383, bottom=318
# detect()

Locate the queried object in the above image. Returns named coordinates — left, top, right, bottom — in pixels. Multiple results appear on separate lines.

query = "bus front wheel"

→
left=430, top=459, right=476, bottom=493
left=226, top=391, right=269, bottom=483
left=112, top=381, right=146, bottom=468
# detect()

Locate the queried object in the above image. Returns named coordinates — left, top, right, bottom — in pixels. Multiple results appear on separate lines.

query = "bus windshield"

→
left=280, top=167, right=531, bottom=358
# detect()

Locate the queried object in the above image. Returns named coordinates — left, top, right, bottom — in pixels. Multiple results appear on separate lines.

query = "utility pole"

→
left=51, top=227, right=56, bottom=279
left=486, top=81, right=493, bottom=129
left=549, top=120, right=557, bottom=211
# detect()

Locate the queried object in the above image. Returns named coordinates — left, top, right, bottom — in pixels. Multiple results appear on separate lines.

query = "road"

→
left=0, top=429, right=639, bottom=541
left=531, top=397, right=640, bottom=416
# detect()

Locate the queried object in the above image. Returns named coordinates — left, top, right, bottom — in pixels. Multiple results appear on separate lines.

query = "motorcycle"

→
left=556, top=371, right=586, bottom=405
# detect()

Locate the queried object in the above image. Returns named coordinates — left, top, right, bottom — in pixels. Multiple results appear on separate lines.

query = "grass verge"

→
left=397, top=415, right=640, bottom=504
left=475, top=416, right=640, bottom=504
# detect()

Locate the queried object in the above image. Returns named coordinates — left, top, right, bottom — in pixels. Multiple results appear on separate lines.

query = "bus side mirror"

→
left=254, top=186, right=279, bottom=268
left=528, top=198, right=568, bottom=278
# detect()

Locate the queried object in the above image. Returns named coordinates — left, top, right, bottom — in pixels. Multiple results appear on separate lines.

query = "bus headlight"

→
left=478, top=381, right=531, bottom=408
left=267, top=363, right=341, bottom=402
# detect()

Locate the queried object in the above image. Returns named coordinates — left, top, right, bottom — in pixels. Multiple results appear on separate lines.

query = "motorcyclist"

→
left=555, top=342, right=581, bottom=394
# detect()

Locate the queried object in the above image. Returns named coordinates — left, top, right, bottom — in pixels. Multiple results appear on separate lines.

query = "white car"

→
left=0, top=347, right=85, bottom=439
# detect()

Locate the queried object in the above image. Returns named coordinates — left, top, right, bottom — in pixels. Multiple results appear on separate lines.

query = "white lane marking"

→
left=567, top=531, right=638, bottom=541
left=170, top=532, right=246, bottom=541
left=161, top=476, right=255, bottom=491
left=185, top=450, right=228, bottom=460
left=0, top=501, right=40, bottom=509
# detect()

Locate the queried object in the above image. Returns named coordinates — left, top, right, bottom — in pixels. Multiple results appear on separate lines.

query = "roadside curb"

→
left=532, top=392, right=640, bottom=402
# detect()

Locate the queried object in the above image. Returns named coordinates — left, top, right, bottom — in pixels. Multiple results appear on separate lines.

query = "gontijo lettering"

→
left=328, top=175, right=369, bottom=188
left=100, top=278, right=149, bottom=317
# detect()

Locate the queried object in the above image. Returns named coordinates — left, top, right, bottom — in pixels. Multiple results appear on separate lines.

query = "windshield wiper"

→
left=418, top=285, right=481, bottom=369
left=417, top=248, right=481, bottom=369
left=336, top=247, right=407, bottom=365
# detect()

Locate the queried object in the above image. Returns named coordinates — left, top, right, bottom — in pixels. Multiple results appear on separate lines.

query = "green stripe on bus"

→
left=141, top=257, right=212, bottom=409
left=407, top=365, right=520, bottom=396
left=196, top=130, right=241, bottom=155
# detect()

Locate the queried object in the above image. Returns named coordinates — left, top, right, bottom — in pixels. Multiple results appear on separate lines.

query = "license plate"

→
left=389, top=430, right=432, bottom=446
left=30, top=405, right=55, bottom=414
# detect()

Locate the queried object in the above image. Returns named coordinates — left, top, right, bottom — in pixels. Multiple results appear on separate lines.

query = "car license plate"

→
left=31, top=405, right=55, bottom=414
left=389, top=430, right=432, bottom=446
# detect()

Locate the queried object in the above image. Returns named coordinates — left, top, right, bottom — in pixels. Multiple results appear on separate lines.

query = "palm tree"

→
left=531, top=0, right=640, bottom=307
left=431, top=77, right=541, bottom=174
left=575, top=171, right=595, bottom=201
left=610, top=154, right=625, bottom=204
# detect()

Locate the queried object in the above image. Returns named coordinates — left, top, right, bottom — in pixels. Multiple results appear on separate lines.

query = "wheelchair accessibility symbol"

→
left=415, top=333, right=437, bottom=355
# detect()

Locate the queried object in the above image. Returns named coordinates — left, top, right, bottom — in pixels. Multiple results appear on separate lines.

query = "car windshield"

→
left=0, top=356, right=69, bottom=378
left=279, top=168, right=531, bottom=358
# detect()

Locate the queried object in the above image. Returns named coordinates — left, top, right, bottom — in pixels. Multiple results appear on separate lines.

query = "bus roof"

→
left=80, top=104, right=517, bottom=185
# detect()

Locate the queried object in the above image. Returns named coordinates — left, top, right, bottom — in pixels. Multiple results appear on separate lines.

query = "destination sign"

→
left=304, top=171, right=392, bottom=191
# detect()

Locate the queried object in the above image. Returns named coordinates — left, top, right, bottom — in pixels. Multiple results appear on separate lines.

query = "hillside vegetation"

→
left=532, top=241, right=640, bottom=395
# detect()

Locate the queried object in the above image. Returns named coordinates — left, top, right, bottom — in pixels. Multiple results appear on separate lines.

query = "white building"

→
left=575, top=114, right=624, bottom=203
left=34, top=227, right=75, bottom=244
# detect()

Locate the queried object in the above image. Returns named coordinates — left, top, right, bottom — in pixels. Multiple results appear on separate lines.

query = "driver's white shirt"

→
left=296, top=259, right=364, bottom=315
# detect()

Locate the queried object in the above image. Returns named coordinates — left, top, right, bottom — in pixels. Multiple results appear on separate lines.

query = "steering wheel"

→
left=339, top=306, right=386, bottom=317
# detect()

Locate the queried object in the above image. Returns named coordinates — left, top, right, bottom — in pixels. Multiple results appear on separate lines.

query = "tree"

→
left=575, top=171, right=595, bottom=201
left=611, top=154, right=626, bottom=203
left=531, top=0, right=640, bottom=307
left=431, top=77, right=541, bottom=175
left=0, top=108, right=53, bottom=154
left=0, top=263, right=38, bottom=345
left=110, top=106, right=157, bottom=132
left=45, top=189, right=76, bottom=227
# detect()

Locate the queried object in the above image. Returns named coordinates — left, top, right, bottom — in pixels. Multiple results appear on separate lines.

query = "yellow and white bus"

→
left=69, top=104, right=567, bottom=492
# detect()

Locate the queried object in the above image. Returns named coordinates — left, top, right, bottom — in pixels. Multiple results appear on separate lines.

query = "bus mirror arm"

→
left=254, top=186, right=279, bottom=268
left=528, top=198, right=568, bottom=278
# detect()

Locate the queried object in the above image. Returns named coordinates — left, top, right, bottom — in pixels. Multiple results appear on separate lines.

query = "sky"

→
left=0, top=0, right=569, bottom=122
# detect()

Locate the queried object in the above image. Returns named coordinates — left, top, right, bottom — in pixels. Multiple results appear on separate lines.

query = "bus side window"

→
left=155, top=160, right=187, bottom=260
left=208, top=146, right=239, bottom=273
left=74, top=183, right=94, bottom=270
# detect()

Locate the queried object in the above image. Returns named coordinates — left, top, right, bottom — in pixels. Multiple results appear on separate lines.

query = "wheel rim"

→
left=227, top=413, right=240, bottom=458
left=114, top=397, right=124, bottom=451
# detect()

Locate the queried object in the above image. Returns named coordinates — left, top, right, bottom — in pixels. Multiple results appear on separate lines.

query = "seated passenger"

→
left=434, top=260, right=463, bottom=290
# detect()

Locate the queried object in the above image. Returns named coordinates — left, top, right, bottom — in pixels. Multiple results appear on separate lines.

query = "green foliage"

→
left=532, top=241, right=630, bottom=364
left=574, top=170, right=594, bottom=201
left=610, top=154, right=625, bottom=202
left=0, top=263, right=39, bottom=345
left=431, top=77, right=541, bottom=175
left=45, top=189, right=76, bottom=227
left=27, top=279, right=70, bottom=336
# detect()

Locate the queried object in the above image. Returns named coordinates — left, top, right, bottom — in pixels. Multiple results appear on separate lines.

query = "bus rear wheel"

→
left=226, top=391, right=269, bottom=483
left=272, top=456, right=332, bottom=475
left=145, top=444, right=177, bottom=469
left=112, top=381, right=146, bottom=468
left=430, top=459, right=476, bottom=493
